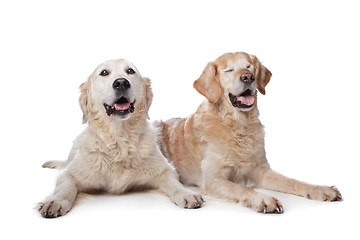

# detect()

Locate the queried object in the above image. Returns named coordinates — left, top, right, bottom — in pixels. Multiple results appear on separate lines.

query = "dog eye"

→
left=100, top=69, right=109, bottom=76
left=126, top=68, right=135, bottom=75
left=246, top=65, right=251, bottom=69
left=224, top=69, right=234, bottom=73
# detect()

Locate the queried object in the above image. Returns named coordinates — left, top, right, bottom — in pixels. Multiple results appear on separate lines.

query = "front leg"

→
left=203, top=173, right=283, bottom=213
left=152, top=167, right=204, bottom=209
left=38, top=172, right=78, bottom=218
left=201, top=156, right=283, bottom=214
left=252, top=167, right=342, bottom=201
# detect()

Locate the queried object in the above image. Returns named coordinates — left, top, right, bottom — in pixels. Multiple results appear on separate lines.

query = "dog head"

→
left=193, top=52, right=272, bottom=111
left=79, top=59, right=153, bottom=123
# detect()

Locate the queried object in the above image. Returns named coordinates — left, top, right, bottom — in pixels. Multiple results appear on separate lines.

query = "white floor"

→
left=8, top=166, right=354, bottom=240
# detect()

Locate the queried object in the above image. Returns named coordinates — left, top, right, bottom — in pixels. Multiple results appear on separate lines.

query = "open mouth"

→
left=229, top=89, right=255, bottom=109
left=103, top=97, right=135, bottom=117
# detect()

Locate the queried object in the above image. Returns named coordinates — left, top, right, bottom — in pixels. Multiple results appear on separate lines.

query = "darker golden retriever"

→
left=158, top=52, right=342, bottom=213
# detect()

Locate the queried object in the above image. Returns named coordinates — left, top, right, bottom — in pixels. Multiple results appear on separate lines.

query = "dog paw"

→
left=38, top=199, right=71, bottom=218
left=305, top=186, right=342, bottom=202
left=245, top=195, right=283, bottom=214
left=173, top=192, right=204, bottom=209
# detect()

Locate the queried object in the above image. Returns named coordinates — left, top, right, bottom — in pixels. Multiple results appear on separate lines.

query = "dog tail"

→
left=42, top=141, right=79, bottom=170
left=42, top=160, right=66, bottom=170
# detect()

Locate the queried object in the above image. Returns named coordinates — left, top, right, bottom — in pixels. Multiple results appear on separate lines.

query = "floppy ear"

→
left=193, top=62, right=222, bottom=103
left=143, top=77, right=153, bottom=119
left=250, top=55, right=272, bottom=95
left=79, top=80, right=90, bottom=124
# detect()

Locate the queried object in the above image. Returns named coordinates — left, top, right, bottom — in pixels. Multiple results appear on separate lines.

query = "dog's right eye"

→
left=224, top=69, right=234, bottom=73
left=100, top=70, right=109, bottom=76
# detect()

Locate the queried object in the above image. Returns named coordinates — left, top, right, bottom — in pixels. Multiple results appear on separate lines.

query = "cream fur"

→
left=38, top=59, right=203, bottom=218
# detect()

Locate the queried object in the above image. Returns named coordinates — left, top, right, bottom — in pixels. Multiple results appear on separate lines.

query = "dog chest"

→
left=221, top=123, right=266, bottom=167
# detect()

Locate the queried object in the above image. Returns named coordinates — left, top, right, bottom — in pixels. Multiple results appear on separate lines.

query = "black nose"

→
left=240, top=72, right=255, bottom=83
left=113, top=78, right=131, bottom=91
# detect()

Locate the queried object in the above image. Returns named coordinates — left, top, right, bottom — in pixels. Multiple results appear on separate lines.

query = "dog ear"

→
left=250, top=55, right=272, bottom=95
left=79, top=80, right=90, bottom=124
left=193, top=62, right=222, bottom=103
left=143, top=77, right=153, bottom=119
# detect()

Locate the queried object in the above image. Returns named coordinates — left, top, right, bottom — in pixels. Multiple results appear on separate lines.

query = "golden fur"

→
left=38, top=59, right=203, bottom=218
left=159, top=52, right=342, bottom=213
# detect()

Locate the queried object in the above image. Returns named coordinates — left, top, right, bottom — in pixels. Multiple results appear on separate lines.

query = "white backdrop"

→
left=1, top=0, right=359, bottom=239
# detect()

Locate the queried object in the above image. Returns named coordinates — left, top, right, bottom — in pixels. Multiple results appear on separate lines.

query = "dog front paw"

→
left=38, top=198, right=72, bottom=218
left=173, top=192, right=204, bottom=209
left=244, top=194, right=283, bottom=214
left=305, top=186, right=342, bottom=202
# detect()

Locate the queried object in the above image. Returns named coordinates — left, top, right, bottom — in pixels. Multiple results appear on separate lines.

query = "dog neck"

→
left=87, top=106, right=148, bottom=161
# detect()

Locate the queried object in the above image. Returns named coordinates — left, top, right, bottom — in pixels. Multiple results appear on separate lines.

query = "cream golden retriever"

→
left=159, top=52, right=342, bottom=213
left=38, top=59, right=203, bottom=218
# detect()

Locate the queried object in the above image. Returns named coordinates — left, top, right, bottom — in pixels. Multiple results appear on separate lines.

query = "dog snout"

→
left=113, top=78, right=131, bottom=91
left=240, top=72, right=255, bottom=83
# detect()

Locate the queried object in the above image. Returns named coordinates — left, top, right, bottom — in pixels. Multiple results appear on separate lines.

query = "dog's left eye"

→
left=126, top=68, right=135, bottom=75
left=100, top=69, right=109, bottom=76
left=225, top=69, right=234, bottom=73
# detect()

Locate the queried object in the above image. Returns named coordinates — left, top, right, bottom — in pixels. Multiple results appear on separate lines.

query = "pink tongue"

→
left=114, top=102, right=130, bottom=111
left=237, top=95, right=255, bottom=106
